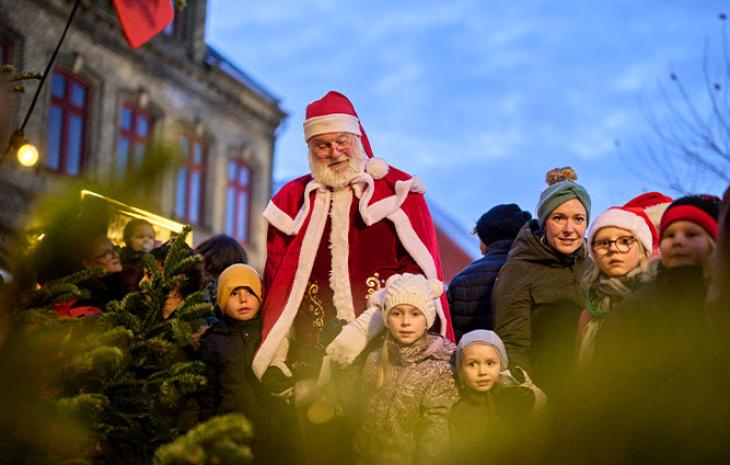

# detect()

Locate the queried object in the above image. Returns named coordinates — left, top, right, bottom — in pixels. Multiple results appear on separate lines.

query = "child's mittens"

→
left=325, top=306, right=384, bottom=367
left=512, top=366, right=547, bottom=411
left=261, top=365, right=294, bottom=400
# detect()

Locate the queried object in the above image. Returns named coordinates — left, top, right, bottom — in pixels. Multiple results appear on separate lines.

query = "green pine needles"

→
left=3, top=226, right=251, bottom=465
left=153, top=414, right=254, bottom=465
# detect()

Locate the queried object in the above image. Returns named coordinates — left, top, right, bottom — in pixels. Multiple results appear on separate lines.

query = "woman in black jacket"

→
left=492, top=167, right=591, bottom=395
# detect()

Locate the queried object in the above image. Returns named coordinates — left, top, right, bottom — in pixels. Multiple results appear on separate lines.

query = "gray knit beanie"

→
left=457, top=329, right=509, bottom=370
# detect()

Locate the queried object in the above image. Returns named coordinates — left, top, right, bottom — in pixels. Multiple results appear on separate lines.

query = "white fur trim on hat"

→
left=365, top=157, right=389, bottom=180
left=587, top=207, right=653, bottom=260
left=644, top=203, right=671, bottom=230
left=304, top=113, right=361, bottom=141
left=381, top=273, right=443, bottom=329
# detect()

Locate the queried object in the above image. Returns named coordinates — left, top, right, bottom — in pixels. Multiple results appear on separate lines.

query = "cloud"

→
left=372, top=63, right=423, bottom=94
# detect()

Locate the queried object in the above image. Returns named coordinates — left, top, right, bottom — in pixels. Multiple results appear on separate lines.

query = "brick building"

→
left=0, top=0, right=286, bottom=268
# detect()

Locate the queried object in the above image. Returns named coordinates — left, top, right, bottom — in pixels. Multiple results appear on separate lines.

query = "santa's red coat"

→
left=253, top=165, right=454, bottom=379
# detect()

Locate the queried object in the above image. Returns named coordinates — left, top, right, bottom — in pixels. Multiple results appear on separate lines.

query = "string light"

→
left=16, top=141, right=39, bottom=167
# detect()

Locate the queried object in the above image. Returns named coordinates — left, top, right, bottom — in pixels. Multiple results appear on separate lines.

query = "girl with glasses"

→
left=577, top=207, right=658, bottom=365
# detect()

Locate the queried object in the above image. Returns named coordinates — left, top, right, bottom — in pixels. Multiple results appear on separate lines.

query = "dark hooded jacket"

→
left=492, top=220, right=588, bottom=395
left=449, top=384, right=537, bottom=465
left=448, top=239, right=513, bottom=342
left=199, top=316, right=296, bottom=465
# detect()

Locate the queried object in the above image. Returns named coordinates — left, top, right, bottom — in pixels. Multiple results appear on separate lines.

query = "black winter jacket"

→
left=199, top=316, right=297, bottom=465
left=449, top=385, right=536, bottom=465
left=492, top=220, right=588, bottom=395
left=199, top=316, right=263, bottom=419
left=447, top=239, right=513, bottom=342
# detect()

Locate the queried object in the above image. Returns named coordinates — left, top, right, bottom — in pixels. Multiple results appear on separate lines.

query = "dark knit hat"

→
left=660, top=194, right=721, bottom=240
left=475, top=204, right=532, bottom=246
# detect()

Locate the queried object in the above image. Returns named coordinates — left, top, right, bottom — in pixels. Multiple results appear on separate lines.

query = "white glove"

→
left=325, top=306, right=384, bottom=367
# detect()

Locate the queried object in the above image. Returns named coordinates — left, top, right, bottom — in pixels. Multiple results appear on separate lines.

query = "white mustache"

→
left=327, top=158, right=349, bottom=167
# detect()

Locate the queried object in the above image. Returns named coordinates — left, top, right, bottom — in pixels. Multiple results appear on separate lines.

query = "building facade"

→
left=0, top=0, right=286, bottom=268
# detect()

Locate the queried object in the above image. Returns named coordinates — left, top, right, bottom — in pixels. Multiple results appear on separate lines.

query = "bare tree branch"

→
left=638, top=14, right=730, bottom=193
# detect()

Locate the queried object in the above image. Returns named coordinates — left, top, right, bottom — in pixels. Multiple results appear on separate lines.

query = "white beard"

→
left=308, top=139, right=367, bottom=190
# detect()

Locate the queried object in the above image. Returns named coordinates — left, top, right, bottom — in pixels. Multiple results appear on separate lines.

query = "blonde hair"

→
left=375, top=336, right=391, bottom=390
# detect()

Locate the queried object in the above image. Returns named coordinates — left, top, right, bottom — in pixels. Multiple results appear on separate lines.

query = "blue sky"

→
left=206, top=0, right=728, bottom=232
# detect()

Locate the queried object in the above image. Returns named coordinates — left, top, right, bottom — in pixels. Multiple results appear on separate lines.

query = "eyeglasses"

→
left=90, top=248, right=118, bottom=261
left=591, top=236, right=636, bottom=253
left=309, top=134, right=354, bottom=156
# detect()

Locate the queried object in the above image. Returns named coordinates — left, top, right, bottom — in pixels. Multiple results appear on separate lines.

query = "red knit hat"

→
left=623, top=191, right=673, bottom=230
left=303, top=91, right=374, bottom=158
left=660, top=194, right=721, bottom=240
left=587, top=206, right=659, bottom=259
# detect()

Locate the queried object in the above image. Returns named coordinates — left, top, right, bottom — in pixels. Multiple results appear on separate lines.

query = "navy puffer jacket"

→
left=447, top=239, right=513, bottom=342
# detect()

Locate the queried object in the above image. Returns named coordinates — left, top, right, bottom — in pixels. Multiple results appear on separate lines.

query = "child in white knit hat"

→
left=352, top=273, right=459, bottom=465
left=450, top=329, right=546, bottom=465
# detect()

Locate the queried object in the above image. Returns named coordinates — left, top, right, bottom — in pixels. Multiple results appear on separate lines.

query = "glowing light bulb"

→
left=17, top=143, right=39, bottom=167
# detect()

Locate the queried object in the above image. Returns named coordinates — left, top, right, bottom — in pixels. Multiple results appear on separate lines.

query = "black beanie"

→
left=475, top=204, right=532, bottom=246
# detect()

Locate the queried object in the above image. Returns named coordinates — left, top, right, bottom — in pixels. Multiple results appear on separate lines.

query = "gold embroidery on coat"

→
left=365, top=272, right=386, bottom=300
left=305, top=281, right=325, bottom=348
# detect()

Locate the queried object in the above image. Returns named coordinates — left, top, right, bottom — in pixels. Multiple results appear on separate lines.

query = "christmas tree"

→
left=1, top=227, right=254, bottom=465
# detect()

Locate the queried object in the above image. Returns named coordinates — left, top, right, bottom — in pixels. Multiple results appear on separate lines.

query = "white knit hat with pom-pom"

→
left=382, top=273, right=443, bottom=329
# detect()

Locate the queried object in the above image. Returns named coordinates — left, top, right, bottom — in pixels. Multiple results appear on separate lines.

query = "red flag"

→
left=113, top=0, right=174, bottom=49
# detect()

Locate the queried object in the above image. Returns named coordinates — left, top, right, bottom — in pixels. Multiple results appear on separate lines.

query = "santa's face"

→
left=308, top=132, right=366, bottom=189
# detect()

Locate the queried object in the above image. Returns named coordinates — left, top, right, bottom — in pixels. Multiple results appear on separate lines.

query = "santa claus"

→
left=254, top=91, right=453, bottom=389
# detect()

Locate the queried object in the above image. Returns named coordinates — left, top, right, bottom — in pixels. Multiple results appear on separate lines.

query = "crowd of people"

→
left=34, top=91, right=730, bottom=465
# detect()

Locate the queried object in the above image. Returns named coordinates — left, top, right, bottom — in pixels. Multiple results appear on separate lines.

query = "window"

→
left=116, top=103, right=153, bottom=176
left=225, top=159, right=252, bottom=242
left=45, top=70, right=90, bottom=175
left=163, top=1, right=186, bottom=39
left=175, top=134, right=206, bottom=225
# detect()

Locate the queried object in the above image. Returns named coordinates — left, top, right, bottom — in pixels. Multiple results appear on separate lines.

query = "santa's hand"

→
left=325, top=306, right=384, bottom=367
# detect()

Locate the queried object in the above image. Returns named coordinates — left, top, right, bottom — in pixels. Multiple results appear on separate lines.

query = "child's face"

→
left=460, top=343, right=502, bottom=393
left=592, top=226, right=643, bottom=277
left=224, top=286, right=261, bottom=321
left=386, top=304, right=428, bottom=345
left=129, top=224, right=155, bottom=253
left=660, top=220, right=714, bottom=268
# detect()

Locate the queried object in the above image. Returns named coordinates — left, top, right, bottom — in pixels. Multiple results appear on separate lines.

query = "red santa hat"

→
left=623, top=191, right=673, bottom=230
left=303, top=91, right=374, bottom=158
left=587, top=206, right=659, bottom=260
